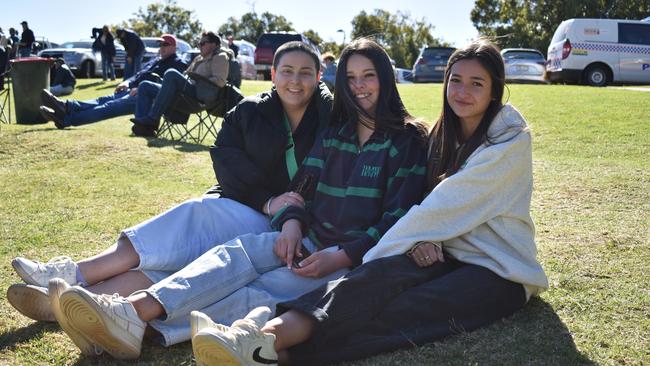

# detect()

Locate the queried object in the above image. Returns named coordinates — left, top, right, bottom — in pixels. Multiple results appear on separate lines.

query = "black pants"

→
left=278, top=255, right=526, bottom=365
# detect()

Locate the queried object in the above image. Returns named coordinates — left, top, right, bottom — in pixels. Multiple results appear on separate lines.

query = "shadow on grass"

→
left=75, top=82, right=105, bottom=90
left=145, top=136, right=211, bottom=153
left=342, top=298, right=596, bottom=366
left=0, top=321, right=58, bottom=352
left=508, top=298, right=596, bottom=364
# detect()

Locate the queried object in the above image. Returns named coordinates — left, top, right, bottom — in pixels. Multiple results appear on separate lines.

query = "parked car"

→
left=412, top=46, right=455, bottom=83
left=254, top=31, right=320, bottom=80
left=546, top=18, right=650, bottom=86
left=501, top=48, right=547, bottom=84
left=141, top=37, right=192, bottom=63
left=394, top=67, right=413, bottom=83
left=38, top=40, right=126, bottom=78
left=234, top=39, right=256, bottom=80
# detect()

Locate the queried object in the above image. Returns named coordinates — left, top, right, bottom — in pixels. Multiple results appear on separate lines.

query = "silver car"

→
left=38, top=40, right=126, bottom=78
left=501, top=48, right=548, bottom=84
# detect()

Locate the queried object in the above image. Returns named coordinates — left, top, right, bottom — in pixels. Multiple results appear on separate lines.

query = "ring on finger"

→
left=424, top=256, right=430, bottom=260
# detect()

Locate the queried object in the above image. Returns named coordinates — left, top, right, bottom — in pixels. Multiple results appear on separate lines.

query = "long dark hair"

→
left=331, top=38, right=427, bottom=137
left=427, top=38, right=505, bottom=189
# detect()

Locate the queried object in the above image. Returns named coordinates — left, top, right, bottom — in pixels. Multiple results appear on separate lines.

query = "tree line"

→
left=117, top=0, right=650, bottom=66
left=471, top=0, right=650, bottom=55
left=116, top=0, right=446, bottom=69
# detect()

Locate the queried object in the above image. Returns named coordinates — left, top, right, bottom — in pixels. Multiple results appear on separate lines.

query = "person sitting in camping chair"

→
left=130, top=31, right=233, bottom=137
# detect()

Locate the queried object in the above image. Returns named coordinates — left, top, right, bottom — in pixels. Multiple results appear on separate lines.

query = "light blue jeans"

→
left=142, top=232, right=349, bottom=346
left=122, top=196, right=271, bottom=274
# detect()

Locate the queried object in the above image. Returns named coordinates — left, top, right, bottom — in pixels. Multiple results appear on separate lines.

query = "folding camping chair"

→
left=0, top=64, right=11, bottom=124
left=157, top=73, right=243, bottom=144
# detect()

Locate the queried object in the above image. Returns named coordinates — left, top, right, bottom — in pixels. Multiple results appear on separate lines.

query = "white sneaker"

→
left=191, top=310, right=229, bottom=338
left=192, top=307, right=278, bottom=366
left=6, top=283, right=55, bottom=322
left=48, top=279, right=103, bottom=356
left=59, top=286, right=145, bottom=360
left=12, top=256, right=78, bottom=287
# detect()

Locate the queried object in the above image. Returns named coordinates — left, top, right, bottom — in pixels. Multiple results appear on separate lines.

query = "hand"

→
left=292, top=249, right=352, bottom=279
left=129, top=87, right=138, bottom=97
left=127, top=56, right=133, bottom=64
left=408, top=241, right=444, bottom=268
left=268, top=192, right=305, bottom=216
left=274, top=219, right=303, bottom=268
left=115, top=82, right=128, bottom=93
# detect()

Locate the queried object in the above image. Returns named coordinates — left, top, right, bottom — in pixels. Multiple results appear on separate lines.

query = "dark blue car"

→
left=412, top=46, right=455, bottom=83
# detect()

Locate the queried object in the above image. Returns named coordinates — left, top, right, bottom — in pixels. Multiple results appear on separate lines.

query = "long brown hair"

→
left=331, top=38, right=427, bottom=138
left=427, top=38, right=505, bottom=190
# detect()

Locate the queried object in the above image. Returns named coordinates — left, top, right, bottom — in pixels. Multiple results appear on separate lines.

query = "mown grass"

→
left=0, top=79, right=648, bottom=365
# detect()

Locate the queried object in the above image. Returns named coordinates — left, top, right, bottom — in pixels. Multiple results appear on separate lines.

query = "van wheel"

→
left=81, top=61, right=95, bottom=79
left=585, top=65, right=608, bottom=87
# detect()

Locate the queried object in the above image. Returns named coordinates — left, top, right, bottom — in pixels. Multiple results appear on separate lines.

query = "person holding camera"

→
left=92, top=26, right=117, bottom=81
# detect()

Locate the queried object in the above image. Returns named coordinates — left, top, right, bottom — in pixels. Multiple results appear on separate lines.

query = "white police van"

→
left=546, top=18, right=650, bottom=86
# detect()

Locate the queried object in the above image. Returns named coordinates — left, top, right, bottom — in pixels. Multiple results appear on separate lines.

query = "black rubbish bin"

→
left=10, top=57, right=53, bottom=124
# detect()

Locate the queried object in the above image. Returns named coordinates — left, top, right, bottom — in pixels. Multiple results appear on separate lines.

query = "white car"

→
left=501, top=48, right=547, bottom=84
left=233, top=39, right=256, bottom=80
left=38, top=40, right=126, bottom=78
left=141, top=37, right=192, bottom=63
left=546, top=18, right=650, bottom=86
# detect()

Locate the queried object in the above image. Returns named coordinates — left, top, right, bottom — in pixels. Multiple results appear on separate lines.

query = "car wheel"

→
left=584, top=65, right=608, bottom=87
left=81, top=60, right=95, bottom=79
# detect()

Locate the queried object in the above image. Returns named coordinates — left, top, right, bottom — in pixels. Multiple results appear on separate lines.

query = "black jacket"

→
left=118, top=29, right=144, bottom=58
left=127, top=54, right=188, bottom=89
left=210, top=82, right=333, bottom=212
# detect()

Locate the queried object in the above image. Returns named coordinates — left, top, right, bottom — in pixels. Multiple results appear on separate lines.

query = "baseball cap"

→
left=160, top=34, right=176, bottom=47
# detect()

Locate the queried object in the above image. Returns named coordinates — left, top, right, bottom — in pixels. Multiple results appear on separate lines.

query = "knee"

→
left=139, top=81, right=158, bottom=95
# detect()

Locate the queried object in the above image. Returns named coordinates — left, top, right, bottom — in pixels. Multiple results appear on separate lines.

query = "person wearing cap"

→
left=18, top=21, right=35, bottom=58
left=115, top=28, right=145, bottom=79
left=39, top=34, right=187, bottom=129
left=49, top=58, right=76, bottom=96
left=130, top=31, right=232, bottom=136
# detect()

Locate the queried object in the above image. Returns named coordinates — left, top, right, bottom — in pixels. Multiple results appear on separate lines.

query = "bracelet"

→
left=265, top=196, right=274, bottom=218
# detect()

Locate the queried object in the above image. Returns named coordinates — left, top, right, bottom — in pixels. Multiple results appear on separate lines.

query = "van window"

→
left=551, top=21, right=570, bottom=43
left=619, top=23, right=650, bottom=45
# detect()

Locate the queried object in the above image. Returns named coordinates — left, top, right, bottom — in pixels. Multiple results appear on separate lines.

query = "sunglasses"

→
left=198, top=40, right=213, bottom=47
left=160, top=42, right=172, bottom=47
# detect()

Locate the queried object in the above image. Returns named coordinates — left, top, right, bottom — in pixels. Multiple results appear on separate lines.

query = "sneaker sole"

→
left=6, top=284, right=55, bottom=322
left=192, top=331, right=245, bottom=366
left=49, top=280, right=101, bottom=356
left=11, top=259, right=42, bottom=287
left=60, top=289, right=141, bottom=360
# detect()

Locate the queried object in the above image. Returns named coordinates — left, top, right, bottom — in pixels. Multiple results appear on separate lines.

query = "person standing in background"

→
left=18, top=21, right=34, bottom=58
left=116, top=28, right=145, bottom=80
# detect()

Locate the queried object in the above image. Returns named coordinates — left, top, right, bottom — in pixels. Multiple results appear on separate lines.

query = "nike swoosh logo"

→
left=252, top=346, right=278, bottom=364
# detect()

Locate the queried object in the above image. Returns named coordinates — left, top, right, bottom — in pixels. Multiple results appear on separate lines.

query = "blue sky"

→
left=3, top=0, right=478, bottom=47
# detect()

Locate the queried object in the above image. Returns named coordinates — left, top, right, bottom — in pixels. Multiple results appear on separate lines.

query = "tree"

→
left=471, top=0, right=650, bottom=55
left=117, top=0, right=203, bottom=45
left=350, top=10, right=447, bottom=68
left=219, top=12, right=294, bottom=44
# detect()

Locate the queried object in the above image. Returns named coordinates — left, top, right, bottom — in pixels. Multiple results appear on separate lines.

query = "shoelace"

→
left=37, top=256, right=74, bottom=273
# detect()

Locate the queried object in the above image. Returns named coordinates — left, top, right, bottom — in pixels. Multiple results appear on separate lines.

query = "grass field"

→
left=0, top=79, right=648, bottom=365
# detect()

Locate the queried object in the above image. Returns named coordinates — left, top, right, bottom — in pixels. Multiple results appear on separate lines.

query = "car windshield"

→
left=503, top=51, right=545, bottom=61
left=422, top=48, right=455, bottom=59
left=257, top=34, right=301, bottom=48
left=143, top=39, right=161, bottom=48
left=60, top=42, right=92, bottom=49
